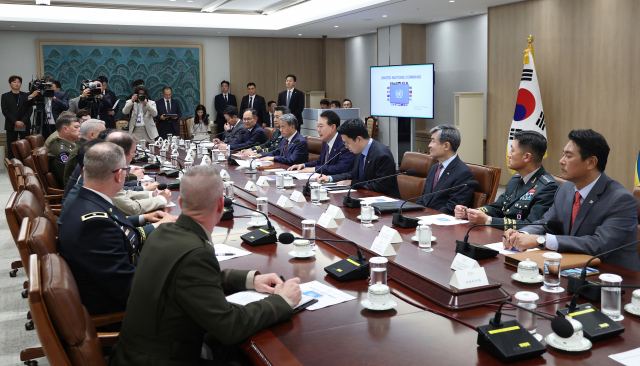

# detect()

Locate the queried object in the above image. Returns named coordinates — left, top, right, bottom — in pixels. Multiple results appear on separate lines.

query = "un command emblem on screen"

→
left=387, top=82, right=412, bottom=106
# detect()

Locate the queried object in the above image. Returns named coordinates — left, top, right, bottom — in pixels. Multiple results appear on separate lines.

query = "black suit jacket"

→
left=214, top=93, right=237, bottom=125
left=240, top=94, right=270, bottom=127
left=1, top=91, right=33, bottom=131
left=416, top=155, right=474, bottom=215
left=229, top=123, right=267, bottom=150
left=48, top=90, right=69, bottom=122
left=155, top=98, right=183, bottom=131
left=331, top=139, right=401, bottom=199
left=277, top=88, right=304, bottom=126
left=103, top=89, right=118, bottom=128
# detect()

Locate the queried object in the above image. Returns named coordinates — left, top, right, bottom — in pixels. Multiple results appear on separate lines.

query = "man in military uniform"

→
left=455, top=130, right=559, bottom=230
left=58, top=141, right=176, bottom=316
left=240, top=106, right=287, bottom=156
left=47, top=114, right=81, bottom=187
left=110, top=165, right=302, bottom=366
left=62, top=119, right=105, bottom=187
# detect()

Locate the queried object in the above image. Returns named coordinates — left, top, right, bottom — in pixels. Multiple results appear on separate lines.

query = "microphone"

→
left=567, top=239, right=640, bottom=302
left=157, top=183, right=167, bottom=190
left=278, top=233, right=369, bottom=282
left=302, top=147, right=349, bottom=196
left=478, top=300, right=573, bottom=362
left=232, top=201, right=277, bottom=246
left=391, top=180, right=480, bottom=228
left=454, top=220, right=563, bottom=260
left=343, top=169, right=417, bottom=208
left=220, top=197, right=234, bottom=221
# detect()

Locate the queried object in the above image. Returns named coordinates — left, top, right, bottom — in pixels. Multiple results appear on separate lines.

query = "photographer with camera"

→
left=79, top=79, right=115, bottom=127
left=30, top=75, right=68, bottom=139
left=122, top=85, right=158, bottom=142
left=2, top=75, right=34, bottom=158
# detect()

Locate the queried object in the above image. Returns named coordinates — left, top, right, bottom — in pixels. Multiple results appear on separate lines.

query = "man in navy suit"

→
left=155, top=86, right=182, bottom=139
left=239, top=83, right=270, bottom=127
left=260, top=114, right=308, bottom=166
left=288, top=110, right=354, bottom=175
left=416, top=124, right=474, bottom=214
left=217, top=109, right=267, bottom=151
left=317, top=118, right=401, bottom=199
left=34, top=76, right=68, bottom=139
left=96, top=76, right=118, bottom=129
left=277, top=75, right=305, bottom=128
left=214, top=80, right=237, bottom=136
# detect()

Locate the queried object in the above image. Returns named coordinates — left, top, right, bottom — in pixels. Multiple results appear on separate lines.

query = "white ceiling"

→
left=1, top=0, right=523, bottom=38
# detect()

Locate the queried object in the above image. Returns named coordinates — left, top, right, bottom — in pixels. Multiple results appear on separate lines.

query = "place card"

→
left=317, top=213, right=338, bottom=229
left=449, top=267, right=489, bottom=290
left=290, top=190, right=306, bottom=203
left=450, top=253, right=480, bottom=271
left=244, top=181, right=257, bottom=192
left=370, top=236, right=397, bottom=257
left=325, top=204, right=345, bottom=219
left=379, top=225, right=402, bottom=244
left=220, top=169, right=230, bottom=181
left=256, top=176, right=270, bottom=187
left=277, top=195, right=293, bottom=208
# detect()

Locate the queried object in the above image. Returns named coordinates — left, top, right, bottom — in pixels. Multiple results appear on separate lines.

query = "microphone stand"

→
left=232, top=201, right=277, bottom=246
left=343, top=171, right=411, bottom=208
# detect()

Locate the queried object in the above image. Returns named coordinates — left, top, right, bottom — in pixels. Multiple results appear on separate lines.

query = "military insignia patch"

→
left=81, top=212, right=108, bottom=221
left=520, top=188, right=536, bottom=201
left=59, top=152, right=68, bottom=163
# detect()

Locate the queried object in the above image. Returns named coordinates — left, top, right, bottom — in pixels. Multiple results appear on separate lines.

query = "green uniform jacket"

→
left=478, top=166, right=558, bottom=230
left=252, top=128, right=282, bottom=153
left=62, top=137, right=85, bottom=187
left=47, top=136, right=75, bottom=188
left=109, top=214, right=293, bottom=366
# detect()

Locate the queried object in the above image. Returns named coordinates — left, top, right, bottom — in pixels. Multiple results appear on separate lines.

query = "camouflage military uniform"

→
left=47, top=136, right=75, bottom=188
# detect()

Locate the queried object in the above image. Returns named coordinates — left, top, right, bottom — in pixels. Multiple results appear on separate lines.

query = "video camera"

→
left=29, top=76, right=54, bottom=99
left=81, top=80, right=103, bottom=96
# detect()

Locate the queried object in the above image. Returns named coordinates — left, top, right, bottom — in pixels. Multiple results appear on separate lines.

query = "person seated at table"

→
left=44, top=111, right=76, bottom=148
left=48, top=114, right=81, bottom=188
left=415, top=124, right=474, bottom=215
left=240, top=106, right=287, bottom=156
left=259, top=114, right=308, bottom=166
left=189, top=104, right=211, bottom=141
left=217, top=108, right=267, bottom=151
left=455, top=130, right=558, bottom=229
left=288, top=110, right=355, bottom=175
left=213, top=105, right=247, bottom=145
left=504, top=129, right=640, bottom=272
left=62, top=119, right=105, bottom=187
left=109, top=165, right=302, bottom=365
left=317, top=118, right=400, bottom=199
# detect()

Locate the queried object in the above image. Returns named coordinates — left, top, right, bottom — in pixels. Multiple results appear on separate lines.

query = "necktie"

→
left=432, top=163, right=443, bottom=190
left=359, top=154, right=365, bottom=181
left=270, top=114, right=274, bottom=127
left=249, top=96, right=254, bottom=109
left=166, top=100, right=171, bottom=112
left=286, top=90, right=291, bottom=108
left=516, top=178, right=525, bottom=195
left=324, top=144, right=330, bottom=163
left=570, top=191, right=581, bottom=231
left=224, top=94, right=228, bottom=104
left=283, top=139, right=290, bottom=155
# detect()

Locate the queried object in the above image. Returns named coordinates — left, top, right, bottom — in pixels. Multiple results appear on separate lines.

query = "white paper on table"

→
left=610, top=347, right=640, bottom=366
left=289, top=173, right=320, bottom=180
left=328, top=189, right=353, bottom=194
left=483, top=242, right=540, bottom=255
left=200, top=142, right=216, bottom=149
left=139, top=175, right=154, bottom=182
left=226, top=291, right=316, bottom=309
left=415, top=214, right=468, bottom=226
left=213, top=244, right=252, bottom=262
left=235, top=159, right=252, bottom=168
left=359, top=196, right=399, bottom=204
left=165, top=201, right=176, bottom=207
left=299, top=281, right=356, bottom=310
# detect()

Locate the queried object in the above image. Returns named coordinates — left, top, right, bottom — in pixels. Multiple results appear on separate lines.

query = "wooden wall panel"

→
left=401, top=24, right=427, bottom=130
left=488, top=0, right=640, bottom=189
left=229, top=37, right=280, bottom=103
left=324, top=39, right=346, bottom=103
left=276, top=38, right=325, bottom=102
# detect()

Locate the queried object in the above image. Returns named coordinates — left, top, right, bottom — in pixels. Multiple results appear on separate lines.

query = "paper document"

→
left=299, top=281, right=356, bottom=310
left=140, top=175, right=154, bottom=182
left=359, top=196, right=398, bottom=204
left=112, top=99, right=119, bottom=110
left=213, top=244, right=252, bottom=262
left=329, top=189, right=353, bottom=194
left=200, top=142, right=216, bottom=149
left=415, top=214, right=468, bottom=226
left=483, top=242, right=539, bottom=255
left=165, top=201, right=176, bottom=207
left=289, top=173, right=320, bottom=180
left=610, top=347, right=640, bottom=366
left=226, top=291, right=316, bottom=309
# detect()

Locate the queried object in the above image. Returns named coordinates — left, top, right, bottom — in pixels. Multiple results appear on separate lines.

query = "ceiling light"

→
left=11, top=25, right=15, bottom=27
left=298, top=34, right=302, bottom=36
left=382, top=15, right=387, bottom=17
left=334, top=25, right=338, bottom=27
left=35, top=0, right=50, bottom=4
left=201, top=0, right=231, bottom=13
left=262, top=0, right=308, bottom=15
left=449, top=0, right=454, bottom=2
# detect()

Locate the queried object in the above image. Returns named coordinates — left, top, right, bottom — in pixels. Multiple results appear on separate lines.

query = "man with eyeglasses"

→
left=58, top=141, right=176, bottom=317
left=216, top=109, right=266, bottom=151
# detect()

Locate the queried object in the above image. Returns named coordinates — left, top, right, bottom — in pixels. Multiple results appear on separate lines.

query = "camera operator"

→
left=96, top=76, right=118, bottom=129
left=31, top=75, right=68, bottom=139
left=1, top=75, right=33, bottom=159
left=79, top=79, right=115, bottom=128
left=122, top=85, right=158, bottom=141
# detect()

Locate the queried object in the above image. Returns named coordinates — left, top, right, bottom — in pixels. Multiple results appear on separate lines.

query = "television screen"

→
left=370, top=64, right=434, bottom=119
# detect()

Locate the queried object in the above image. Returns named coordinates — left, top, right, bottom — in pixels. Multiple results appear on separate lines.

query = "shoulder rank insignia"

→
left=541, top=175, right=551, bottom=183
left=519, top=188, right=536, bottom=201
left=81, top=212, right=108, bottom=221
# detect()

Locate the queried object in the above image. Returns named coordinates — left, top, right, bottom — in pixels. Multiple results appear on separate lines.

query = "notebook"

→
left=504, top=250, right=601, bottom=272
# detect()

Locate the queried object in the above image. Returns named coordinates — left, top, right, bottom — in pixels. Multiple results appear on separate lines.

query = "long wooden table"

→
left=145, top=147, right=640, bottom=365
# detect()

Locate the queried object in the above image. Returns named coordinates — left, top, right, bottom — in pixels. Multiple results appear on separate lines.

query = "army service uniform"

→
left=47, top=136, right=75, bottom=188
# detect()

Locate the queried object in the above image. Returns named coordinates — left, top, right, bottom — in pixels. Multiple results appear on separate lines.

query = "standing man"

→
left=122, top=85, right=158, bottom=142
left=78, top=78, right=114, bottom=124
left=47, top=114, right=81, bottom=188
left=504, top=129, right=640, bottom=272
left=239, top=83, right=269, bottom=127
left=96, top=76, right=118, bottom=129
left=343, top=99, right=353, bottom=108
left=217, top=109, right=266, bottom=151
left=33, top=75, right=68, bottom=139
left=259, top=114, right=308, bottom=166
left=277, top=74, right=304, bottom=128
left=266, top=100, right=276, bottom=128
left=1, top=75, right=33, bottom=158
left=214, top=80, right=237, bottom=136
left=317, top=118, right=400, bottom=199
left=288, top=110, right=354, bottom=175
left=155, top=86, right=182, bottom=139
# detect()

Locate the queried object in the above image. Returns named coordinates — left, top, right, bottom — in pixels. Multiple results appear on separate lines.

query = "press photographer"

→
left=29, top=75, right=68, bottom=139
left=78, top=79, right=114, bottom=126
left=122, top=85, right=158, bottom=141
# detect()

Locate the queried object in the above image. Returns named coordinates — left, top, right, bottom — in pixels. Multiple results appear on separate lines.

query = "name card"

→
left=244, top=181, right=257, bottom=192
left=220, top=169, right=230, bottom=181
left=277, top=195, right=293, bottom=208
left=370, top=236, right=397, bottom=257
left=290, top=190, right=306, bottom=203
left=256, top=176, right=270, bottom=187
left=379, top=225, right=402, bottom=244
left=449, top=267, right=489, bottom=290
left=325, top=204, right=345, bottom=219
left=317, top=213, right=338, bottom=229
left=450, top=253, right=480, bottom=271
left=199, top=156, right=210, bottom=165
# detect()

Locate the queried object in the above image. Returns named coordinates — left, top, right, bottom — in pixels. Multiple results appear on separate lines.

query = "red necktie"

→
left=283, top=140, right=290, bottom=155
left=432, top=164, right=443, bottom=190
left=570, top=191, right=581, bottom=230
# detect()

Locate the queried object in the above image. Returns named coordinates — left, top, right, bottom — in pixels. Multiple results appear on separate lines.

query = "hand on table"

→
left=287, top=164, right=305, bottom=171
left=336, top=180, right=351, bottom=186
left=254, top=273, right=284, bottom=294
left=260, top=156, right=274, bottom=161
left=143, top=181, right=159, bottom=191
left=503, top=230, right=538, bottom=251
left=316, top=175, right=331, bottom=184
left=454, top=205, right=468, bottom=219
left=466, top=209, right=489, bottom=225
left=274, top=278, right=302, bottom=306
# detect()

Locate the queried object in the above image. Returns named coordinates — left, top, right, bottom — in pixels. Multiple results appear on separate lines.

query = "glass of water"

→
left=149, top=144, right=155, bottom=154
left=301, top=220, right=316, bottom=249
left=276, top=173, right=285, bottom=190
left=139, top=139, right=146, bottom=149
left=600, top=273, right=624, bottom=321
left=360, top=203, right=374, bottom=227
left=542, top=252, right=563, bottom=293
left=224, top=181, right=234, bottom=200
left=167, top=134, right=173, bottom=143
left=183, top=161, right=192, bottom=172
left=369, top=257, right=388, bottom=286
left=310, top=184, right=320, bottom=205
left=158, top=148, right=167, bottom=165
left=515, top=291, right=540, bottom=337
left=185, top=140, right=191, bottom=150
left=417, top=223, right=433, bottom=252
left=171, top=154, right=178, bottom=168
left=256, top=197, right=268, bottom=218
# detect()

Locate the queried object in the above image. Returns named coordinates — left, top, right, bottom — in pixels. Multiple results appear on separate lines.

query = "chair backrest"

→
left=115, top=118, right=128, bottom=130
left=306, top=136, right=323, bottom=162
left=6, top=192, right=21, bottom=242
left=550, top=173, right=567, bottom=185
left=33, top=146, right=60, bottom=191
left=13, top=139, right=32, bottom=162
left=397, top=152, right=438, bottom=201
left=13, top=190, right=47, bottom=239
left=264, top=127, right=276, bottom=140
left=27, top=134, right=45, bottom=150
left=27, top=217, right=58, bottom=263
left=465, top=162, right=501, bottom=208
left=180, top=118, right=192, bottom=140
left=25, top=175, right=59, bottom=236
left=6, top=158, right=18, bottom=191
left=17, top=175, right=25, bottom=193
left=365, top=116, right=377, bottom=141
left=16, top=218, right=33, bottom=274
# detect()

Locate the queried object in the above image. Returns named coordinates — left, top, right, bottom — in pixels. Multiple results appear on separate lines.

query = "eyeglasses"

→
left=112, top=166, right=132, bottom=174
left=243, top=118, right=254, bottom=122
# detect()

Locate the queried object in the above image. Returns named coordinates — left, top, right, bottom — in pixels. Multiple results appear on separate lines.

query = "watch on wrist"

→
left=484, top=217, right=492, bottom=225
left=536, top=235, right=546, bottom=249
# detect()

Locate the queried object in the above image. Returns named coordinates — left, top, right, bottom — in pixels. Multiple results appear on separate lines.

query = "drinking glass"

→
left=139, top=139, right=146, bottom=149
left=171, top=154, right=178, bottom=168
left=183, top=161, right=193, bottom=172
left=417, top=224, right=433, bottom=252
left=301, top=220, right=316, bottom=249
left=515, top=291, right=540, bottom=335
left=224, top=181, right=234, bottom=200
left=185, top=140, right=191, bottom=150
left=276, top=174, right=285, bottom=190
left=360, top=203, right=374, bottom=227
left=542, top=252, right=563, bottom=292
left=600, top=273, right=623, bottom=321
left=369, top=257, right=388, bottom=286
left=310, top=186, right=320, bottom=205
left=256, top=197, right=269, bottom=219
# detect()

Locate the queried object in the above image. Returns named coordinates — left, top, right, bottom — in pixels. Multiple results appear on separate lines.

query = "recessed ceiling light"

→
left=298, top=34, right=302, bottom=36
left=11, top=25, right=15, bottom=27
left=449, top=0, right=454, bottom=2
left=382, top=15, right=387, bottom=17
left=334, top=26, right=339, bottom=28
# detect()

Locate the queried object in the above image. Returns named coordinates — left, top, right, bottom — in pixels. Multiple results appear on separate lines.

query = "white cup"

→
left=251, top=212, right=267, bottom=226
left=284, top=175, right=294, bottom=186
left=318, top=188, right=328, bottom=200
left=293, top=239, right=312, bottom=254
left=517, top=258, right=539, bottom=280
left=367, top=284, right=391, bottom=305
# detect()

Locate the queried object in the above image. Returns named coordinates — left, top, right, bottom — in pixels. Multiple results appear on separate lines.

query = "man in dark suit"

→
left=155, top=86, right=182, bottom=139
left=288, top=110, right=355, bottom=175
left=239, top=82, right=270, bottom=127
left=78, top=78, right=115, bottom=127
left=57, top=141, right=174, bottom=316
left=109, top=165, right=301, bottom=365
left=277, top=74, right=305, bottom=128
left=241, top=106, right=287, bottom=156
left=260, top=113, right=308, bottom=166
left=317, top=118, right=401, bottom=199
left=505, top=129, right=640, bottom=272
left=213, top=106, right=247, bottom=145
left=416, top=124, right=474, bottom=214
left=34, top=76, right=68, bottom=139
left=214, top=80, right=237, bottom=136
left=1, top=75, right=35, bottom=158
left=217, top=108, right=267, bottom=151
left=96, top=76, right=118, bottom=129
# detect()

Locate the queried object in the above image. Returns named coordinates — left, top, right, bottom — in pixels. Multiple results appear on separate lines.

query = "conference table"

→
left=142, top=144, right=640, bottom=366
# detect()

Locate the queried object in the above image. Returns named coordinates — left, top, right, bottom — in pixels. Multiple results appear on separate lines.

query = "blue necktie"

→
left=359, top=154, right=365, bottom=181
left=286, top=90, right=291, bottom=108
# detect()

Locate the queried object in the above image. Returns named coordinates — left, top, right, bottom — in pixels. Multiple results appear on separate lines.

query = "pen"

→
left=216, top=252, right=236, bottom=256
left=272, top=275, right=286, bottom=288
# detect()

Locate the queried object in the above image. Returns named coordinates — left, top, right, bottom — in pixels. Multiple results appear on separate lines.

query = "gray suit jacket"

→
left=523, top=173, right=640, bottom=272
left=67, top=96, right=81, bottom=114
left=223, top=122, right=247, bottom=144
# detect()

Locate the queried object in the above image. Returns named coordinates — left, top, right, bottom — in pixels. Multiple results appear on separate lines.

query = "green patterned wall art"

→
left=37, top=40, right=205, bottom=120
